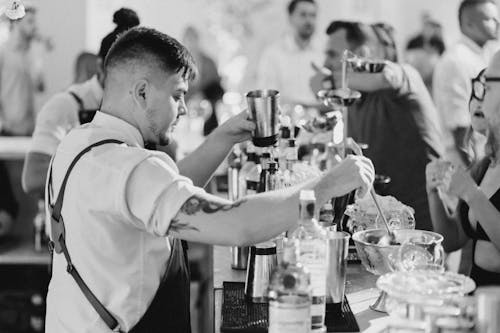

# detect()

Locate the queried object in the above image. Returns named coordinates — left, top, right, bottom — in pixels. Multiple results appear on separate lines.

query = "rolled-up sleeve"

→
left=30, top=93, right=79, bottom=156
left=124, top=155, right=204, bottom=236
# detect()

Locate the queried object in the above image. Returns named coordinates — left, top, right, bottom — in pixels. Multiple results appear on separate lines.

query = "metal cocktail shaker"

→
left=246, top=90, right=280, bottom=147
left=326, top=230, right=350, bottom=312
left=227, top=158, right=249, bottom=270
left=245, top=241, right=277, bottom=303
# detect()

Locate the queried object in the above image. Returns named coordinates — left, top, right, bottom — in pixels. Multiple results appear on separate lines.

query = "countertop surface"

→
left=213, top=245, right=388, bottom=333
left=0, top=136, right=31, bottom=159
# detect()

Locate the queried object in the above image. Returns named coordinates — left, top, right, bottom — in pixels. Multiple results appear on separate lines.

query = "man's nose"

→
left=178, top=100, right=187, bottom=116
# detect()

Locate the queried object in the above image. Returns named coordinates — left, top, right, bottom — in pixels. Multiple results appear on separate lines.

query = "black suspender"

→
left=48, top=139, right=124, bottom=332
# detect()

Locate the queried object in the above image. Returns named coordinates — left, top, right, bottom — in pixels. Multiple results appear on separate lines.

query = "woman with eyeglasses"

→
left=426, top=66, right=500, bottom=287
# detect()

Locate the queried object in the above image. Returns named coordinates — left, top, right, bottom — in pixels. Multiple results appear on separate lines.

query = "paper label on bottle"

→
left=299, top=240, right=327, bottom=296
left=269, top=301, right=310, bottom=333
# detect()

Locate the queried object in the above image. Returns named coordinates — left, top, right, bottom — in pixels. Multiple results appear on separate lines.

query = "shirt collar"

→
left=284, top=34, right=317, bottom=52
left=460, top=34, right=485, bottom=55
left=91, top=111, right=145, bottom=148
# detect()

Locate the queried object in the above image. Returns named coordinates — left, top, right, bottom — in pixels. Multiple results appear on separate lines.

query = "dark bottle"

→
left=258, top=152, right=272, bottom=193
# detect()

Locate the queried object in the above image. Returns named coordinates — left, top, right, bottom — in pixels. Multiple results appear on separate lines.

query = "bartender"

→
left=45, top=27, right=375, bottom=332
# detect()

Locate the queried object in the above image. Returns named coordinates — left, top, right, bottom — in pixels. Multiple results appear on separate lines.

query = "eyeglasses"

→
left=471, top=76, right=500, bottom=101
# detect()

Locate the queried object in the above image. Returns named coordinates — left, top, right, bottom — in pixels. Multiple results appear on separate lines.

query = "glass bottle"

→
left=268, top=238, right=311, bottom=333
left=290, top=190, right=327, bottom=332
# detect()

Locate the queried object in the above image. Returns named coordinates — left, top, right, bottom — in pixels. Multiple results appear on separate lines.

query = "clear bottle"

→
left=245, top=153, right=262, bottom=196
left=318, top=202, right=335, bottom=228
left=283, top=139, right=298, bottom=187
left=267, top=161, right=280, bottom=191
left=239, top=146, right=258, bottom=198
left=290, top=190, right=327, bottom=332
left=268, top=238, right=311, bottom=333
left=278, top=121, right=292, bottom=170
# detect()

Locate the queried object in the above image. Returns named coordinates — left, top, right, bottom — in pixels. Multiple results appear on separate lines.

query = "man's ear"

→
left=132, top=79, right=149, bottom=110
left=96, top=58, right=105, bottom=85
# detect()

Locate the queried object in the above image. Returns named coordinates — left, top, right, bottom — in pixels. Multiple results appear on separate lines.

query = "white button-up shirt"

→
left=30, top=75, right=103, bottom=156
left=256, top=34, right=323, bottom=105
left=433, top=35, right=498, bottom=153
left=45, top=112, right=201, bottom=332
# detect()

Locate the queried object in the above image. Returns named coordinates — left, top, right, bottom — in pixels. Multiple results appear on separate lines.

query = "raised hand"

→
left=323, top=154, right=375, bottom=198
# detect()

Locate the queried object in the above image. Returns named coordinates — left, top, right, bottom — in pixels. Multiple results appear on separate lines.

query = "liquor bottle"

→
left=245, top=152, right=262, bottom=196
left=267, top=161, right=280, bottom=191
left=290, top=190, right=327, bottom=332
left=239, top=145, right=258, bottom=198
left=278, top=120, right=292, bottom=169
left=33, top=199, right=47, bottom=252
left=258, top=151, right=272, bottom=193
left=283, top=139, right=298, bottom=187
left=268, top=238, right=311, bottom=333
left=318, top=202, right=335, bottom=228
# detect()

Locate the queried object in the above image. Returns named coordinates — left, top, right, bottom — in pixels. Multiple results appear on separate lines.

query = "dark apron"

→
left=48, top=139, right=191, bottom=332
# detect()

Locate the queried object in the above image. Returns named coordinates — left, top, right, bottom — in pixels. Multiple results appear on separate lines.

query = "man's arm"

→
left=177, top=111, right=254, bottom=188
left=128, top=155, right=374, bottom=246
left=22, top=152, right=51, bottom=197
left=332, top=61, right=403, bottom=92
left=22, top=93, right=79, bottom=195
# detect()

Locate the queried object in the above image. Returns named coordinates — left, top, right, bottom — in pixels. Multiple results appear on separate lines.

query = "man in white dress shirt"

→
left=45, top=27, right=375, bottom=332
left=256, top=0, right=322, bottom=105
left=433, top=0, right=499, bottom=167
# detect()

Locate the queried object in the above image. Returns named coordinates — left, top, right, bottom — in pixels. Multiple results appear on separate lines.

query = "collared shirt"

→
left=0, top=41, right=39, bottom=135
left=45, top=112, right=202, bottom=332
left=433, top=35, right=498, bottom=151
left=256, top=34, right=323, bottom=105
left=30, top=75, right=103, bottom=156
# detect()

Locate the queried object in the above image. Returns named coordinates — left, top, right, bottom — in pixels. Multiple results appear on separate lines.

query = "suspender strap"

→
left=68, top=91, right=84, bottom=111
left=48, top=139, right=124, bottom=332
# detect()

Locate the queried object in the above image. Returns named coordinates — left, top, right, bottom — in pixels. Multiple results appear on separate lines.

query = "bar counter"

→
left=212, top=245, right=388, bottom=333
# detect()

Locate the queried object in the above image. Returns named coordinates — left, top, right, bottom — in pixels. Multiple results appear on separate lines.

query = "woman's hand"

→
left=425, top=158, right=453, bottom=193
left=447, top=166, right=480, bottom=203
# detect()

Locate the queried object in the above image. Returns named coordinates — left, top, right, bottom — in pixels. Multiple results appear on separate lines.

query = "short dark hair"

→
left=287, top=0, right=316, bottom=15
left=458, top=0, right=496, bottom=27
left=104, top=27, right=197, bottom=81
left=326, top=21, right=370, bottom=50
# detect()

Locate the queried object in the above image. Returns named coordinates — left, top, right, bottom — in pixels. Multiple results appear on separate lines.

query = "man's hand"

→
left=323, top=155, right=375, bottom=198
left=212, top=110, right=255, bottom=145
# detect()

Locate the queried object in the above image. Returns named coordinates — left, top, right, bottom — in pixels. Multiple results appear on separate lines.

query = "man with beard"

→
left=311, top=21, right=444, bottom=231
left=433, top=0, right=499, bottom=167
left=45, top=27, right=375, bottom=332
left=256, top=0, right=322, bottom=105
left=426, top=50, right=500, bottom=286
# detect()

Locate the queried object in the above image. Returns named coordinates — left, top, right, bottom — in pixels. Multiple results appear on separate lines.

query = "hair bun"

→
left=112, top=7, right=140, bottom=30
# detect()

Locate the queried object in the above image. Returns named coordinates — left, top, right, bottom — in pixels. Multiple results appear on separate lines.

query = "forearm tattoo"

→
left=168, top=195, right=246, bottom=234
